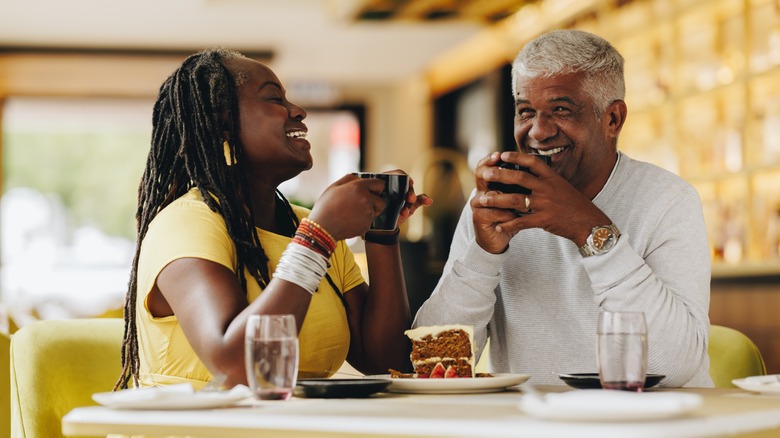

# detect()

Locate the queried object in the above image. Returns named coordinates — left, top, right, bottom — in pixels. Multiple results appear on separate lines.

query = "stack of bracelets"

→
left=274, top=218, right=336, bottom=295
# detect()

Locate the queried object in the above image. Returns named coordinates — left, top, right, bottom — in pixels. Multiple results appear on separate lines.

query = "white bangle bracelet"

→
left=274, top=242, right=330, bottom=294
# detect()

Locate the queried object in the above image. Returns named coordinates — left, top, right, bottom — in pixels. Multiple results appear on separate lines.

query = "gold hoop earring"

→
left=223, top=140, right=236, bottom=166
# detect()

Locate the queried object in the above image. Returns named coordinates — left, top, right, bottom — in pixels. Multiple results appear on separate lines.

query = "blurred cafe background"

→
left=1, top=0, right=780, bottom=374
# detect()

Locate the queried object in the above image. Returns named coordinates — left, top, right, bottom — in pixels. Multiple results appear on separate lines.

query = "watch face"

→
left=592, top=227, right=613, bottom=251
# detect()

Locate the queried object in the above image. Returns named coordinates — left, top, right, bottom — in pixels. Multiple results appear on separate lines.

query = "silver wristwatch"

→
left=578, top=224, right=621, bottom=257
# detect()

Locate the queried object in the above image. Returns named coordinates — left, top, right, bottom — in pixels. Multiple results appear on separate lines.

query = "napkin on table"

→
left=519, top=389, right=703, bottom=420
left=92, top=383, right=252, bottom=407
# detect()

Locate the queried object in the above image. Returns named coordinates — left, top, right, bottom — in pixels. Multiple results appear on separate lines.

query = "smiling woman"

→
left=115, top=48, right=431, bottom=392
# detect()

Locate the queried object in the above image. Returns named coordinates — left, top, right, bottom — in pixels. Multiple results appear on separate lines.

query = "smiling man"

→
left=413, top=30, right=713, bottom=388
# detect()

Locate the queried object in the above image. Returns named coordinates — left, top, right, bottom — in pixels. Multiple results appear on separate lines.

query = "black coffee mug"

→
left=486, top=154, right=552, bottom=195
left=352, top=172, right=410, bottom=231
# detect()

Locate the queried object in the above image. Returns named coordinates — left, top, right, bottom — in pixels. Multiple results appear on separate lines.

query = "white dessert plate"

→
left=732, top=375, right=780, bottom=395
left=366, top=373, right=530, bottom=394
left=519, top=390, right=703, bottom=421
left=93, top=383, right=253, bottom=410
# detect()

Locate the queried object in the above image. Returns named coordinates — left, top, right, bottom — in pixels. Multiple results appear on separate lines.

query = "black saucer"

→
left=294, top=378, right=391, bottom=398
left=558, top=373, right=666, bottom=390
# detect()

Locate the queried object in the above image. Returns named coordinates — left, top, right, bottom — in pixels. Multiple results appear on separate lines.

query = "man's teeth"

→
left=536, top=147, right=564, bottom=156
left=287, top=131, right=307, bottom=139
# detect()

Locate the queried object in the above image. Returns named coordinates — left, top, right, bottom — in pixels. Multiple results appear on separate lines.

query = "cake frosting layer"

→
left=404, top=325, right=475, bottom=377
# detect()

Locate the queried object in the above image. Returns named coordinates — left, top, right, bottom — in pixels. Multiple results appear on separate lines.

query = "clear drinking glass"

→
left=245, top=314, right=299, bottom=401
left=597, top=311, right=648, bottom=392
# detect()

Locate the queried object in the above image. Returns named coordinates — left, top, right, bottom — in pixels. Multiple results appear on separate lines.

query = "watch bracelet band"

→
left=363, top=228, right=400, bottom=245
left=578, top=223, right=620, bottom=257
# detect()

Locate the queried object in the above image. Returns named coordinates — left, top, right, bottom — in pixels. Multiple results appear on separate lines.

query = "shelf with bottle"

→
left=692, top=176, right=749, bottom=266
left=617, top=24, right=675, bottom=112
left=619, top=106, right=678, bottom=174
left=677, top=85, right=746, bottom=179
left=747, top=70, right=780, bottom=169
left=690, top=171, right=780, bottom=279
left=639, top=61, right=780, bottom=180
left=620, top=87, right=749, bottom=181
left=673, top=0, right=745, bottom=97
left=749, top=0, right=780, bottom=75
left=749, top=171, right=780, bottom=260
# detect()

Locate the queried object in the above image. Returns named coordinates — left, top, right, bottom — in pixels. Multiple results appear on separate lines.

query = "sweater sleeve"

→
left=412, top=195, right=505, bottom=356
left=584, top=183, right=712, bottom=387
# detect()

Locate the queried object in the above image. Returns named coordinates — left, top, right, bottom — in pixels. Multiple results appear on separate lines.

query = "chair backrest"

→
left=708, top=324, right=767, bottom=388
left=1, top=331, right=11, bottom=438
left=10, top=318, right=123, bottom=438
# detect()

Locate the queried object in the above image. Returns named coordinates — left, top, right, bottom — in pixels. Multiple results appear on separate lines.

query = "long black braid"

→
left=115, top=48, right=297, bottom=390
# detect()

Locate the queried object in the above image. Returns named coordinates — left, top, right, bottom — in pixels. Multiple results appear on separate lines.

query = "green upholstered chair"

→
left=1, top=331, right=11, bottom=438
left=708, top=324, right=767, bottom=388
left=10, top=318, right=123, bottom=438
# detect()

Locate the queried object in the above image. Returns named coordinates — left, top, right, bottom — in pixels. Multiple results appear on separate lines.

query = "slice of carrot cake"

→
left=404, top=325, right=475, bottom=378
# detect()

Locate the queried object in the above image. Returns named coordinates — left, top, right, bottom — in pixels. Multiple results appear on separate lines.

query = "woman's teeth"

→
left=287, top=131, right=307, bottom=139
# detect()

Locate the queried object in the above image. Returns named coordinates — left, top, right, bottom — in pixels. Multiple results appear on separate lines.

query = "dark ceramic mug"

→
left=352, top=172, right=410, bottom=231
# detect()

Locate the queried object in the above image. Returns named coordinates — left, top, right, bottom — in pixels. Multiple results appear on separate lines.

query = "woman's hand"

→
left=308, top=174, right=386, bottom=241
left=309, top=171, right=432, bottom=239
left=392, top=172, right=432, bottom=226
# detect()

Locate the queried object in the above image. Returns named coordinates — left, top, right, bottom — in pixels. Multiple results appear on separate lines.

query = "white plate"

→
left=93, top=384, right=253, bottom=410
left=732, top=375, right=780, bottom=395
left=366, top=373, right=530, bottom=394
left=519, top=390, right=703, bottom=422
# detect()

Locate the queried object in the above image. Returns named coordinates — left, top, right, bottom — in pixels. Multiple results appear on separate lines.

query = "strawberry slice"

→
left=444, top=365, right=458, bottom=378
left=429, top=362, right=446, bottom=378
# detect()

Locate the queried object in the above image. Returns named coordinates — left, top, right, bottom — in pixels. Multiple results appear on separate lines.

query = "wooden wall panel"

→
left=710, top=280, right=780, bottom=375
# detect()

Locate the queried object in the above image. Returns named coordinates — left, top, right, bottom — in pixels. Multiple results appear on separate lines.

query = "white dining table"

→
left=63, top=385, right=780, bottom=438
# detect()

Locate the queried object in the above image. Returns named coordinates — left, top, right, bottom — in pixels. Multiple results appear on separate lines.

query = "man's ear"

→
left=603, top=100, right=627, bottom=138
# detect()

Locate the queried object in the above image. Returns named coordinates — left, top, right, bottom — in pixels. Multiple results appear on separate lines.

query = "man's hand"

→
left=474, top=151, right=612, bottom=251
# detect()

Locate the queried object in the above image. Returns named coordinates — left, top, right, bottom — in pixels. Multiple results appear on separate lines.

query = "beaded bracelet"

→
left=291, top=237, right=324, bottom=259
left=302, top=218, right=335, bottom=246
left=363, top=228, right=400, bottom=245
left=294, top=218, right=336, bottom=258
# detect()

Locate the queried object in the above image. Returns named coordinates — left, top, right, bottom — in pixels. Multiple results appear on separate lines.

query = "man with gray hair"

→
left=414, top=29, right=713, bottom=387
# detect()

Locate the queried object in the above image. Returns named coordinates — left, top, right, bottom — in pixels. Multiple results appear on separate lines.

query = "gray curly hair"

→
left=511, top=30, right=625, bottom=117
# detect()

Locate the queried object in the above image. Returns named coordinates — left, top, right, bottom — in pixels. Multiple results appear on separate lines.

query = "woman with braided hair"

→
left=115, top=48, right=431, bottom=390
